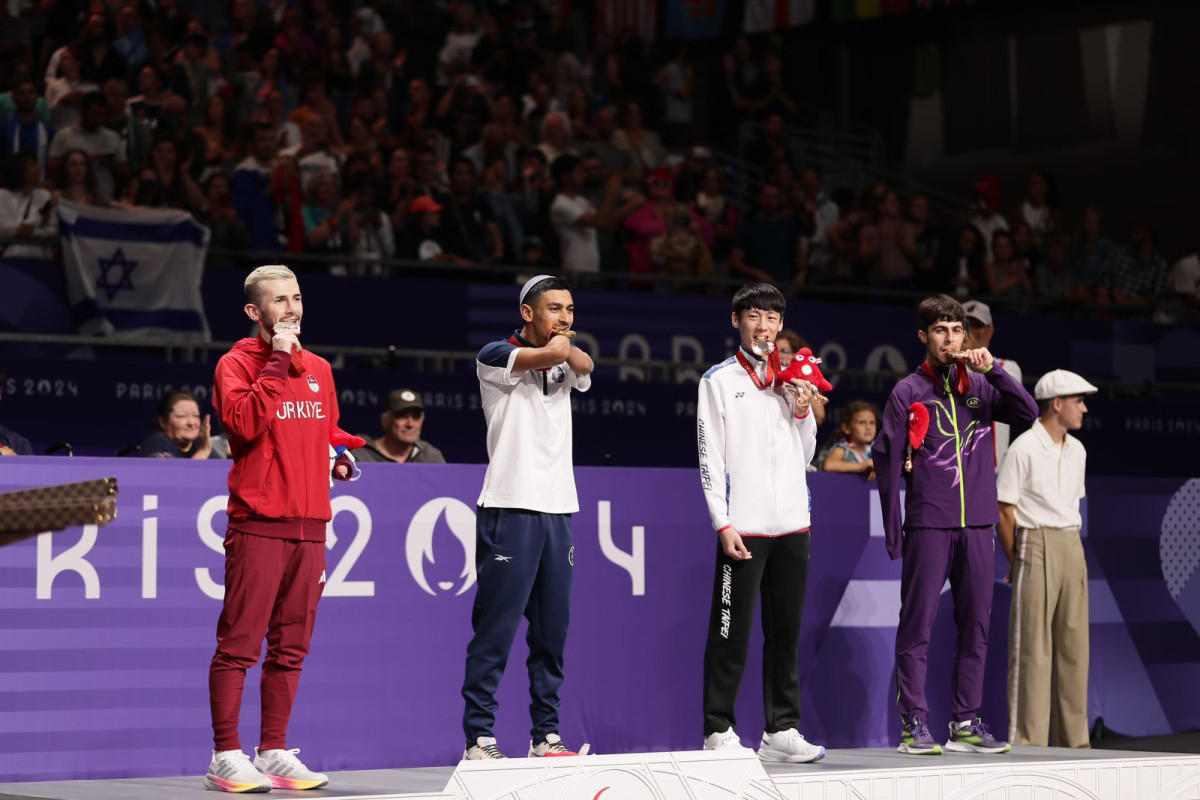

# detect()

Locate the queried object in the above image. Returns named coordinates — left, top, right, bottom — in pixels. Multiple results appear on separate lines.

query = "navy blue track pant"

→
left=461, top=507, right=573, bottom=744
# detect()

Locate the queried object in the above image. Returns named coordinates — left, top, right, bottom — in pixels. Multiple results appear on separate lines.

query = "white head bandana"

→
left=519, top=274, right=555, bottom=308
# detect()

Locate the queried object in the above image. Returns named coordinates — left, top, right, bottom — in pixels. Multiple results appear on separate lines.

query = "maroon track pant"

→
left=208, top=531, right=325, bottom=752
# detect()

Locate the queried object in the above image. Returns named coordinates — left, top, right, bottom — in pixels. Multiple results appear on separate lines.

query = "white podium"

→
left=442, top=749, right=782, bottom=800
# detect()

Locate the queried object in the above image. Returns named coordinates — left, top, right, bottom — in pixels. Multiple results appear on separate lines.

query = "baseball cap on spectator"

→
left=962, top=300, right=993, bottom=328
left=387, top=389, right=424, bottom=414
left=1034, top=370, right=1098, bottom=400
left=410, top=196, right=443, bottom=214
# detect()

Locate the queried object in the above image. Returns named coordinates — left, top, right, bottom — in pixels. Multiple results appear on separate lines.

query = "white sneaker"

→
left=203, top=750, right=271, bottom=793
left=464, top=736, right=507, bottom=760
left=758, top=729, right=826, bottom=763
left=252, top=748, right=329, bottom=790
left=529, top=733, right=591, bottom=757
left=703, top=728, right=748, bottom=751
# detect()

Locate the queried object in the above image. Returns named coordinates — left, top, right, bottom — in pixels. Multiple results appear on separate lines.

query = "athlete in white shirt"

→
left=696, top=283, right=826, bottom=764
left=461, top=275, right=594, bottom=761
left=997, top=369, right=1096, bottom=748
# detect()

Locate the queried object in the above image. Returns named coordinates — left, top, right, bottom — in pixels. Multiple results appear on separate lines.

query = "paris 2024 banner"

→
left=0, top=458, right=1197, bottom=782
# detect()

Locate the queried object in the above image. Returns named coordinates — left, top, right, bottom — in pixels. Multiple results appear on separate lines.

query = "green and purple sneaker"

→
left=898, top=717, right=942, bottom=755
left=945, top=718, right=1011, bottom=754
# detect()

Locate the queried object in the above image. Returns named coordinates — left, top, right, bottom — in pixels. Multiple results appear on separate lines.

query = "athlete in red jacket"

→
left=205, top=265, right=360, bottom=793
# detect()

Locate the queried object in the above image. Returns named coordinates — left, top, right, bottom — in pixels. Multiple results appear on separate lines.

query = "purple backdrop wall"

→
left=0, top=459, right=1197, bottom=784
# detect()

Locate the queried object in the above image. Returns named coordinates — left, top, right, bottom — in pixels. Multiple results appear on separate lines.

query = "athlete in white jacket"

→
left=697, top=283, right=826, bottom=764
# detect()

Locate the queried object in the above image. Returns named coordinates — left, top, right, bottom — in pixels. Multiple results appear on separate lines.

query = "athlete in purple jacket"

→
left=875, top=295, right=1037, bottom=756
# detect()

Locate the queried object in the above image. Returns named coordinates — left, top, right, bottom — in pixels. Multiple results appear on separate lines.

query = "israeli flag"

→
left=58, top=200, right=211, bottom=341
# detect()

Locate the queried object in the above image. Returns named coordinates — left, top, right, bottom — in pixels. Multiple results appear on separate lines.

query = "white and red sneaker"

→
left=252, top=748, right=329, bottom=790
left=203, top=750, right=271, bottom=793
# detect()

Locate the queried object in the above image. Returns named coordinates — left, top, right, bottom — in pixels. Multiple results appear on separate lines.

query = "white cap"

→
left=962, top=300, right=993, bottom=327
left=519, top=274, right=555, bottom=307
left=1034, top=369, right=1098, bottom=400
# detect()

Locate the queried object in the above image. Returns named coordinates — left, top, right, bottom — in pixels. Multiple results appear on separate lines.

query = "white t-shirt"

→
left=475, top=334, right=592, bottom=514
left=0, top=187, right=56, bottom=258
left=1169, top=254, right=1200, bottom=296
left=993, top=357, right=1022, bottom=469
left=550, top=193, right=599, bottom=273
left=997, top=419, right=1086, bottom=530
left=969, top=211, right=1009, bottom=263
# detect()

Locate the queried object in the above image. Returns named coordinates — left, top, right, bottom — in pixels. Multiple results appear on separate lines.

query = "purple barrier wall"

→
left=0, top=459, right=1197, bottom=784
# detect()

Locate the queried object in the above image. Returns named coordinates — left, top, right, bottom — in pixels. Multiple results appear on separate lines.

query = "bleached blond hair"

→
left=244, top=264, right=297, bottom=303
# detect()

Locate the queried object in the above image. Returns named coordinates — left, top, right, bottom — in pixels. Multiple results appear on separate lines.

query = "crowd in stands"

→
left=0, top=1, right=1196, bottom=324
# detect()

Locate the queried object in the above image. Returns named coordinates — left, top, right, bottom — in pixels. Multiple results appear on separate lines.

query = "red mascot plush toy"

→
left=775, top=347, right=833, bottom=393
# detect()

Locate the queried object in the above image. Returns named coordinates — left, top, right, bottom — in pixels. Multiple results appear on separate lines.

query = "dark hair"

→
left=1, top=152, right=35, bottom=190
left=992, top=229, right=1012, bottom=247
left=777, top=329, right=807, bottom=353
left=57, top=147, right=98, bottom=195
left=917, top=294, right=964, bottom=330
left=551, top=154, right=581, bottom=185
left=1037, top=397, right=1056, bottom=415
left=155, top=391, right=198, bottom=431
left=732, top=283, right=786, bottom=318
left=522, top=276, right=572, bottom=309
left=839, top=400, right=879, bottom=432
left=81, top=90, right=107, bottom=112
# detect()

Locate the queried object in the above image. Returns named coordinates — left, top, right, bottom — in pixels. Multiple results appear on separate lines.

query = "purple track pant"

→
left=895, top=526, right=995, bottom=723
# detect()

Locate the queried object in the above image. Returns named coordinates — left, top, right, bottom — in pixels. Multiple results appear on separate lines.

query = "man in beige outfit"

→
left=997, top=369, right=1097, bottom=748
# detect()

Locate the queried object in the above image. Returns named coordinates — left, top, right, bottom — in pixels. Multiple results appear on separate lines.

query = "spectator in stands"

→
left=303, top=172, right=355, bottom=266
left=586, top=105, right=639, bottom=185
left=139, top=391, right=213, bottom=459
left=623, top=167, right=710, bottom=281
left=1068, top=207, right=1114, bottom=291
left=48, top=90, right=128, bottom=201
left=0, top=62, right=49, bottom=122
left=435, top=73, right=492, bottom=153
left=201, top=172, right=250, bottom=267
left=550, top=154, right=621, bottom=275
left=566, top=88, right=596, bottom=143
left=743, top=112, right=788, bottom=175
left=127, top=64, right=167, bottom=131
left=536, top=111, right=575, bottom=165
left=0, top=6, right=31, bottom=88
left=194, top=94, right=236, bottom=181
left=262, top=88, right=300, bottom=150
left=46, top=48, right=99, bottom=132
left=0, top=153, right=56, bottom=258
left=827, top=182, right=883, bottom=282
left=402, top=78, right=436, bottom=148
left=1017, top=171, right=1062, bottom=250
left=1098, top=220, right=1169, bottom=319
left=398, top=195, right=459, bottom=264
left=612, top=101, right=665, bottom=176
left=134, top=136, right=204, bottom=211
left=252, top=48, right=294, bottom=113
left=744, top=52, right=798, bottom=122
left=178, top=32, right=214, bottom=124
left=673, top=144, right=712, bottom=204
left=412, top=146, right=448, bottom=197
left=691, top=166, right=739, bottom=261
left=156, top=94, right=206, bottom=176
left=437, top=4, right=484, bottom=88
left=1034, top=235, right=1088, bottom=309
left=480, top=156, right=524, bottom=262
left=102, top=78, right=150, bottom=175
left=382, top=148, right=418, bottom=232
left=346, top=173, right=396, bottom=276
left=655, top=41, right=694, bottom=147
left=76, top=11, right=127, bottom=86
left=934, top=224, right=985, bottom=299
left=282, top=113, right=342, bottom=191
left=437, top=157, right=504, bottom=265
left=859, top=190, right=915, bottom=287
left=709, top=53, right=745, bottom=153
left=1009, top=220, right=1036, bottom=275
left=1, top=78, right=54, bottom=179
left=969, top=172, right=1008, bottom=263
left=464, top=124, right=516, bottom=185
left=112, top=2, right=148, bottom=71
left=985, top=230, right=1033, bottom=309
left=232, top=122, right=280, bottom=251
left=0, top=376, right=32, bottom=456
left=906, top=194, right=941, bottom=291
left=273, top=7, right=316, bottom=77
left=53, top=148, right=102, bottom=206
left=351, top=389, right=446, bottom=464
left=731, top=183, right=802, bottom=288
left=1155, top=248, right=1200, bottom=326
left=821, top=401, right=878, bottom=479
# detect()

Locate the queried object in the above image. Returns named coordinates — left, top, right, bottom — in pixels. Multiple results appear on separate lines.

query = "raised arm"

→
left=214, top=351, right=290, bottom=442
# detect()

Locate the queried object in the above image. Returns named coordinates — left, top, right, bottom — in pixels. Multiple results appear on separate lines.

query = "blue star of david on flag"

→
left=95, top=247, right=138, bottom=301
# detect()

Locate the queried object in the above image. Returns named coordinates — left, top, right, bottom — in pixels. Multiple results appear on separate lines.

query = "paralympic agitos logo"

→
left=405, top=498, right=477, bottom=596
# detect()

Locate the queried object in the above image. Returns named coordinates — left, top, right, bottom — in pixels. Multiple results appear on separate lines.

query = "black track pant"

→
left=702, top=532, right=810, bottom=737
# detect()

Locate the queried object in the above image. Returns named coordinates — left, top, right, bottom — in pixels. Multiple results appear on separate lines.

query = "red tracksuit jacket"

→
left=213, top=336, right=350, bottom=542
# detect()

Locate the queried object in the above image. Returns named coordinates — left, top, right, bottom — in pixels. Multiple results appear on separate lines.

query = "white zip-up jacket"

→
left=697, top=351, right=817, bottom=536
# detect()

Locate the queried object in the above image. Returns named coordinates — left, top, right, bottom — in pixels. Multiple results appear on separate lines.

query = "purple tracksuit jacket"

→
left=876, top=362, right=1039, bottom=559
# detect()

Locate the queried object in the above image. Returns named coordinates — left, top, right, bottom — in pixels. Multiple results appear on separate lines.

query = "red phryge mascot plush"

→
left=904, top=402, right=930, bottom=473
left=775, top=347, right=833, bottom=393
left=329, top=431, right=366, bottom=487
